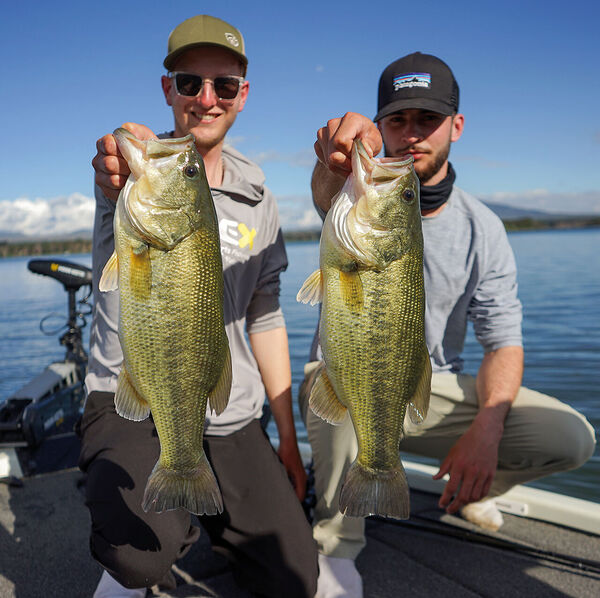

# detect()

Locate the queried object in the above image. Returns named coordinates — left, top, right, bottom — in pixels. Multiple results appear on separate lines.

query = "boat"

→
left=0, top=258, right=92, bottom=481
left=1, top=260, right=599, bottom=597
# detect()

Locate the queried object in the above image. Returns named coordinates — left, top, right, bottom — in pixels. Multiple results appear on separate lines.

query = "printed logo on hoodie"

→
left=219, top=218, right=257, bottom=264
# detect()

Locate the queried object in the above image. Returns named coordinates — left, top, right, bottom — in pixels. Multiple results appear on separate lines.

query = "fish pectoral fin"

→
left=408, top=348, right=432, bottom=424
left=130, top=243, right=152, bottom=299
left=309, top=369, right=347, bottom=425
left=114, top=368, right=150, bottom=421
left=339, top=270, right=363, bottom=311
left=99, top=251, right=119, bottom=292
left=296, top=269, right=323, bottom=305
left=208, top=344, right=232, bottom=415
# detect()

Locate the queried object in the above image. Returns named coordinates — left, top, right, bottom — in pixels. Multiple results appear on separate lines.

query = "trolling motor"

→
left=0, top=258, right=92, bottom=478
left=28, top=259, right=92, bottom=374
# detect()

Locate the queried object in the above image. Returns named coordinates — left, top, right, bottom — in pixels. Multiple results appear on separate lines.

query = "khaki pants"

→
left=298, top=361, right=596, bottom=559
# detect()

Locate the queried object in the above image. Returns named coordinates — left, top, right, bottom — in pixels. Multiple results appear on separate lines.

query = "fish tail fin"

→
left=339, top=459, right=410, bottom=520
left=297, top=269, right=323, bottom=305
left=142, top=452, right=223, bottom=515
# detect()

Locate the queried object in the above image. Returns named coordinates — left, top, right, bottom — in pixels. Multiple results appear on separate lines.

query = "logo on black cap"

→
left=393, top=73, right=431, bottom=90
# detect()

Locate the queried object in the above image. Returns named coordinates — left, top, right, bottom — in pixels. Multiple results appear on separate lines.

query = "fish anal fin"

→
left=408, top=348, right=432, bottom=424
left=114, top=368, right=150, bottom=421
left=208, top=344, right=232, bottom=415
left=339, top=270, right=363, bottom=311
left=142, top=452, right=223, bottom=515
left=297, top=269, right=323, bottom=305
left=130, top=244, right=152, bottom=300
left=339, top=459, right=410, bottom=520
left=309, top=369, right=347, bottom=424
left=99, top=251, right=119, bottom=292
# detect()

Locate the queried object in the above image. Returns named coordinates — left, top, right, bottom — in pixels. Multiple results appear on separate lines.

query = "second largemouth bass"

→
left=100, top=128, right=232, bottom=515
left=298, top=140, right=431, bottom=519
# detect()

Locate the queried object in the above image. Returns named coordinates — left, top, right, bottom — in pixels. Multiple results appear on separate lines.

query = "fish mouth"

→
left=352, top=140, right=413, bottom=193
left=113, top=128, right=195, bottom=179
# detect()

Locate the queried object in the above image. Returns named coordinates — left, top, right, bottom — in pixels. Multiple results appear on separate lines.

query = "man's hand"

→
left=277, top=436, right=308, bottom=502
left=314, top=112, right=382, bottom=177
left=91, top=122, right=156, bottom=201
left=433, top=412, right=503, bottom=513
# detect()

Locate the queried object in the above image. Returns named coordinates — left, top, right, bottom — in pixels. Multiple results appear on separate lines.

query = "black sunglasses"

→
left=170, top=72, right=244, bottom=100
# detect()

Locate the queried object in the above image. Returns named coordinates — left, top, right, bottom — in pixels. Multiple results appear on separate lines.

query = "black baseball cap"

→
left=374, top=52, right=459, bottom=121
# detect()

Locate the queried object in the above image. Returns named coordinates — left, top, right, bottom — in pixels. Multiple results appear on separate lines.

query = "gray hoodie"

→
left=85, top=142, right=287, bottom=436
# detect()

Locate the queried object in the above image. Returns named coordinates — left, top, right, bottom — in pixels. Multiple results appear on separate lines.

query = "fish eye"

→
left=184, top=165, right=199, bottom=178
left=403, top=188, right=415, bottom=201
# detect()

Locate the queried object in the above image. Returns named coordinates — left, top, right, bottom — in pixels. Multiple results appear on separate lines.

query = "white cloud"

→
left=276, top=195, right=322, bottom=231
left=0, top=193, right=95, bottom=238
left=250, top=148, right=316, bottom=169
left=225, top=135, right=246, bottom=147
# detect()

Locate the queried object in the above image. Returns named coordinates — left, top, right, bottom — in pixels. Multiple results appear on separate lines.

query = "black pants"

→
left=79, top=391, right=318, bottom=597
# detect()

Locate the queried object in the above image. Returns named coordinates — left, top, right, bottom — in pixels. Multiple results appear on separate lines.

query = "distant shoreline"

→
left=1, top=217, right=599, bottom=258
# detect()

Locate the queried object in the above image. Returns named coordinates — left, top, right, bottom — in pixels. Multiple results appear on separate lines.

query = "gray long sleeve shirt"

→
left=85, top=142, right=288, bottom=436
left=422, top=186, right=522, bottom=373
left=310, top=185, right=522, bottom=373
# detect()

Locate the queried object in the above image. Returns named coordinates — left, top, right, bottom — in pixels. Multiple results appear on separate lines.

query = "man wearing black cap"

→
left=85, top=14, right=318, bottom=598
left=301, top=52, right=596, bottom=597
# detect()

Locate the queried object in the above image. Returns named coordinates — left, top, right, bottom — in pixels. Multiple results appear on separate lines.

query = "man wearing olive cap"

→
left=83, top=15, right=318, bottom=598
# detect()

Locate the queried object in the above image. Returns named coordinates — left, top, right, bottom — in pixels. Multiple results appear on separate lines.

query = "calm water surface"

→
left=1, top=228, right=598, bottom=502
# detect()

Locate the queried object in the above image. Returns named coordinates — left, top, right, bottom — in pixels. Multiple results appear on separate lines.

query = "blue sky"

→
left=1, top=0, right=599, bottom=223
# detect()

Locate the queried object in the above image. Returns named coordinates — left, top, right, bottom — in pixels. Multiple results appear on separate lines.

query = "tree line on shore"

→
left=1, top=216, right=599, bottom=259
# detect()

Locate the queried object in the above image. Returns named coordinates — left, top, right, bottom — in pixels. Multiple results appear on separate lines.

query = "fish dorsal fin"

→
left=114, top=368, right=151, bottom=421
left=99, top=251, right=119, bottom=292
left=309, top=368, right=347, bottom=425
left=208, top=343, right=232, bottom=415
left=297, top=269, right=323, bottom=305
left=408, top=349, right=432, bottom=424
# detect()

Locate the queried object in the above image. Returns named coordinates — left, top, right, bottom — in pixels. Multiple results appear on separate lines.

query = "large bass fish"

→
left=100, top=128, right=231, bottom=515
left=298, top=140, right=431, bottom=519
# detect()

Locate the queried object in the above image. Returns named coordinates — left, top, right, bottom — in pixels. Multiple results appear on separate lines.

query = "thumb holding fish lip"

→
left=92, top=123, right=158, bottom=202
left=315, top=112, right=382, bottom=175
left=120, top=122, right=158, bottom=142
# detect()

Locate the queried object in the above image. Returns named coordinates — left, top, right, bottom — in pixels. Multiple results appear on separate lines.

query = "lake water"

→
left=1, top=227, right=598, bottom=503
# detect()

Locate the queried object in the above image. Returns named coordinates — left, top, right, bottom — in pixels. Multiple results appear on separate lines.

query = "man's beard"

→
left=414, top=141, right=451, bottom=184
left=384, top=138, right=451, bottom=184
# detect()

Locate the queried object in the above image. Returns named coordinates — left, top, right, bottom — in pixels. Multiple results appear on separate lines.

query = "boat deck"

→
left=1, top=466, right=599, bottom=598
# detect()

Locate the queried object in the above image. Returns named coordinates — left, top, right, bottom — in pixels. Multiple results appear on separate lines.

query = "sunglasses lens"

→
left=213, top=77, right=241, bottom=100
left=175, top=73, right=203, bottom=96
left=173, top=74, right=242, bottom=100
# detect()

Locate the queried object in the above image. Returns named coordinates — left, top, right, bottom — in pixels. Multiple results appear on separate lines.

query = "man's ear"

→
left=161, top=75, right=174, bottom=107
left=451, top=113, right=465, bottom=143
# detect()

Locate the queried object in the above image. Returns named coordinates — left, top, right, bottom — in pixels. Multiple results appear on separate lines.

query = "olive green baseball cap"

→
left=163, top=15, right=247, bottom=71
